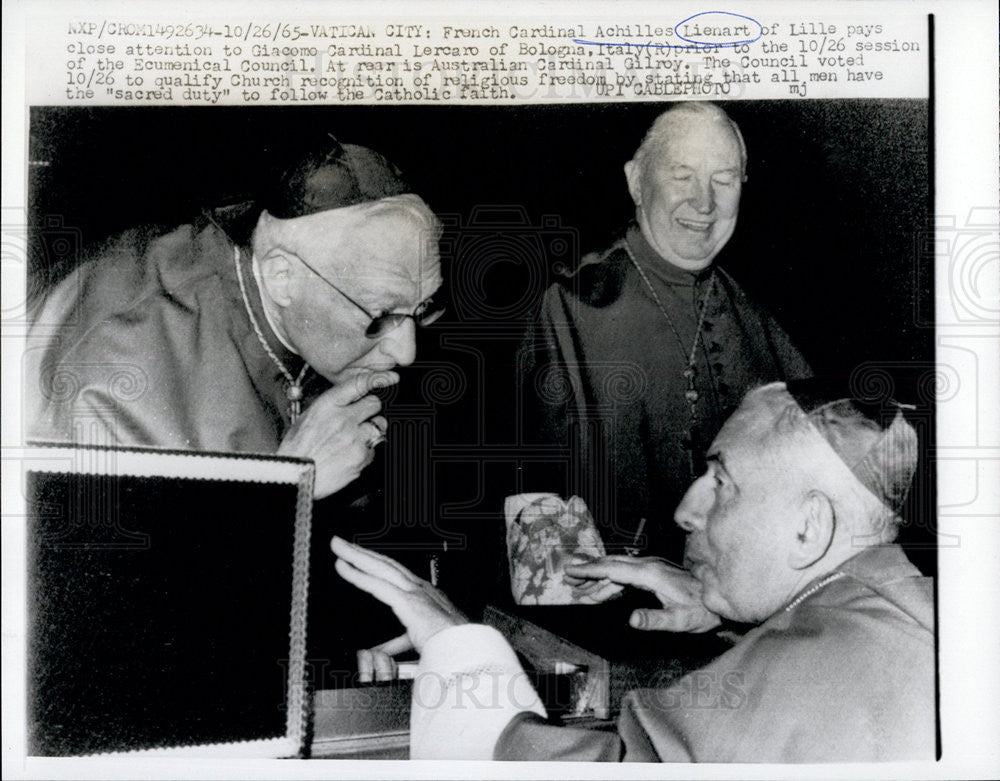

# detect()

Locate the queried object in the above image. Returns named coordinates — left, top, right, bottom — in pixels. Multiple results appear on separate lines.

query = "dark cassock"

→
left=519, top=223, right=812, bottom=561
left=27, top=204, right=321, bottom=451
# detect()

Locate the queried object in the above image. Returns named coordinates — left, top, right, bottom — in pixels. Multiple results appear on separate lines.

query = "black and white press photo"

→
left=2, top=2, right=998, bottom=778
left=22, top=99, right=936, bottom=760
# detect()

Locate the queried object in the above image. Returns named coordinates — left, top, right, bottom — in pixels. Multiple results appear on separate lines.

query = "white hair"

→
left=251, top=193, right=440, bottom=264
left=632, top=102, right=748, bottom=179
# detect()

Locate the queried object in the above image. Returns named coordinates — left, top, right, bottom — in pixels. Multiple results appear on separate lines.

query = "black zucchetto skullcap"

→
left=264, top=133, right=411, bottom=219
left=785, top=377, right=918, bottom=514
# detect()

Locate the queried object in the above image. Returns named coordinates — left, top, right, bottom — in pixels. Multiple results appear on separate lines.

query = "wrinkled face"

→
left=674, top=400, right=803, bottom=623
left=627, top=114, right=744, bottom=271
left=281, top=205, right=442, bottom=384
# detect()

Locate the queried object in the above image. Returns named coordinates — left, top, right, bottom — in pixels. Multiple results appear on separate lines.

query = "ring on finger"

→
left=364, top=422, right=386, bottom=449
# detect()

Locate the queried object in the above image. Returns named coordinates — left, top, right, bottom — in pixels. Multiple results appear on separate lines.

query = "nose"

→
left=689, top=177, right=715, bottom=214
left=377, top=317, right=417, bottom=368
left=674, top=473, right=711, bottom=532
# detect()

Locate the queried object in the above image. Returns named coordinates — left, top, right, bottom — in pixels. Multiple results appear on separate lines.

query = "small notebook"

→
left=22, top=443, right=314, bottom=757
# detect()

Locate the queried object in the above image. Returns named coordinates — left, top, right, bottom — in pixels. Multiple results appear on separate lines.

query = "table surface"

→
left=309, top=602, right=731, bottom=758
left=310, top=683, right=411, bottom=759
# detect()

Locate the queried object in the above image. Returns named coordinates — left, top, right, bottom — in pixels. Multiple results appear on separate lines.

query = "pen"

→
left=625, top=517, right=647, bottom=557
left=429, top=541, right=446, bottom=586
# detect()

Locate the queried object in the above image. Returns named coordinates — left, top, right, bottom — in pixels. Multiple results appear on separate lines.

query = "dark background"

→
left=28, top=100, right=932, bottom=375
left=27, top=472, right=300, bottom=755
left=28, top=101, right=935, bottom=665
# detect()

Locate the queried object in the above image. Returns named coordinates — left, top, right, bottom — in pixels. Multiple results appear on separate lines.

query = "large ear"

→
left=789, top=490, right=836, bottom=569
left=258, top=250, right=294, bottom=308
left=623, top=159, right=643, bottom=207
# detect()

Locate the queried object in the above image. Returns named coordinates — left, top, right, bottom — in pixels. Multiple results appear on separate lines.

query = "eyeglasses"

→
left=292, top=253, right=446, bottom=339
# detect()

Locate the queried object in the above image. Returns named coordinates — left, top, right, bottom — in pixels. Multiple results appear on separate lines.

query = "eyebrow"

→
left=705, top=452, right=736, bottom=485
left=667, top=163, right=741, bottom=175
left=366, top=287, right=439, bottom=316
left=369, top=292, right=409, bottom=312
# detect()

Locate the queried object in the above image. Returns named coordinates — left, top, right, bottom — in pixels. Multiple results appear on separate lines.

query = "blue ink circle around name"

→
left=675, top=11, right=763, bottom=47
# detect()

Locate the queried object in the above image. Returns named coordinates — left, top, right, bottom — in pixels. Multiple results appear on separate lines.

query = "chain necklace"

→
left=234, top=247, right=309, bottom=425
left=784, top=572, right=846, bottom=613
left=623, top=242, right=716, bottom=477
